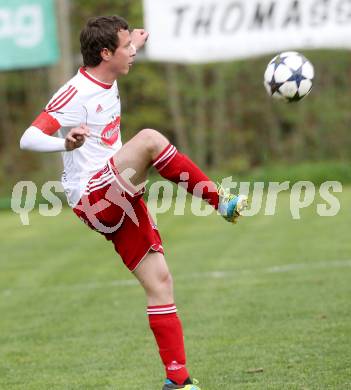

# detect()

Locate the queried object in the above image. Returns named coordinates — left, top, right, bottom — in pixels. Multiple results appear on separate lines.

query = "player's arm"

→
left=20, top=124, right=90, bottom=152
left=20, top=84, right=89, bottom=152
left=130, top=28, right=149, bottom=50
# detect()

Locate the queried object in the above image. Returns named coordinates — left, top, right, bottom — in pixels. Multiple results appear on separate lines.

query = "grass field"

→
left=1, top=188, right=351, bottom=389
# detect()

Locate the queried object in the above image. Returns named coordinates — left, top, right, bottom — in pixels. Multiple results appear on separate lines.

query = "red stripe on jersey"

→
left=32, top=111, right=61, bottom=135
left=47, top=85, right=74, bottom=110
left=47, top=86, right=75, bottom=112
left=79, top=67, right=113, bottom=89
left=46, top=89, right=78, bottom=113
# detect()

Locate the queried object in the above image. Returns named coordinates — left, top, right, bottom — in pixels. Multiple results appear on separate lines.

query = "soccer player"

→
left=20, top=16, right=247, bottom=390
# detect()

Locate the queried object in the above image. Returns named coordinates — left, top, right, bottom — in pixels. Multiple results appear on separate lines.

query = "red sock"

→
left=152, top=144, right=219, bottom=209
left=148, top=304, right=190, bottom=385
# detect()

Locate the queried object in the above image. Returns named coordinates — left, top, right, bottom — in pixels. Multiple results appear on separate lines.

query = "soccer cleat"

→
left=218, top=185, right=248, bottom=223
left=162, top=378, right=201, bottom=390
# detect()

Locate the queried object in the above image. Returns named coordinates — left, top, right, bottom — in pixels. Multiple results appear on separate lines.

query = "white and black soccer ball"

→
left=264, top=51, right=314, bottom=102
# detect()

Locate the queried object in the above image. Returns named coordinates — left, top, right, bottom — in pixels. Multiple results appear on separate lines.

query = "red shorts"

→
left=73, top=159, right=164, bottom=272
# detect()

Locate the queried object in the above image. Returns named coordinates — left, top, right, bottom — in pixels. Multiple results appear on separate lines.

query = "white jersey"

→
left=37, top=67, right=123, bottom=207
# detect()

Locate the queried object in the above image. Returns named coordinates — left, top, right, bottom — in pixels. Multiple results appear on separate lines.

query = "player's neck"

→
left=84, top=66, right=116, bottom=85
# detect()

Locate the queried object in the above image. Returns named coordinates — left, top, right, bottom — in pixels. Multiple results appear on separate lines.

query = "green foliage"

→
left=1, top=1, right=351, bottom=198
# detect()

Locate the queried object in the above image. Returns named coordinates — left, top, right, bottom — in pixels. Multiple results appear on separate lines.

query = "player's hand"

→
left=131, top=29, right=149, bottom=50
left=65, top=125, right=90, bottom=151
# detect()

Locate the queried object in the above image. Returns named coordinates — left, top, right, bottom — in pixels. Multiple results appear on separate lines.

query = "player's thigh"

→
left=133, top=251, right=174, bottom=305
left=113, top=135, right=150, bottom=186
left=113, top=129, right=168, bottom=186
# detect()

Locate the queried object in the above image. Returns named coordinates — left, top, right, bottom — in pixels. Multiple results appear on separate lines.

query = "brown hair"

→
left=80, top=16, right=129, bottom=67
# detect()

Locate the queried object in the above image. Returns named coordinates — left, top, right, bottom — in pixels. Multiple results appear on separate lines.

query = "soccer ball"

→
left=264, top=51, right=314, bottom=102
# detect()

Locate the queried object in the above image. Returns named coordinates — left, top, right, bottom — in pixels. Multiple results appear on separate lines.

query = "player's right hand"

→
left=65, top=125, right=90, bottom=151
left=131, top=29, right=149, bottom=50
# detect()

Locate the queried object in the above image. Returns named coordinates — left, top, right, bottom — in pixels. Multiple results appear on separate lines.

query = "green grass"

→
left=244, top=161, right=351, bottom=185
left=210, top=160, right=351, bottom=187
left=1, top=188, right=351, bottom=389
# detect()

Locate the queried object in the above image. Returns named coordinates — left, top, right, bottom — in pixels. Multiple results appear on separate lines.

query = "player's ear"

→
left=101, top=48, right=112, bottom=62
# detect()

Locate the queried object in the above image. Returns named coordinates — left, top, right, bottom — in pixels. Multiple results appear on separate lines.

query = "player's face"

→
left=111, top=29, right=136, bottom=77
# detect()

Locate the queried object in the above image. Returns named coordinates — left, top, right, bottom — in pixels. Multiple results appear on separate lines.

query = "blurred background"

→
left=1, top=0, right=350, bottom=207
left=1, top=2, right=351, bottom=389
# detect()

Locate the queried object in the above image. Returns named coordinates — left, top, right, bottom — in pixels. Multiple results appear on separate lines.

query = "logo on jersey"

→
left=101, top=116, right=120, bottom=146
left=96, top=104, right=103, bottom=113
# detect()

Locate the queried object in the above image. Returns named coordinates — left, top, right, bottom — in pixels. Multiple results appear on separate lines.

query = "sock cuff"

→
left=147, top=303, right=177, bottom=315
left=152, top=144, right=177, bottom=171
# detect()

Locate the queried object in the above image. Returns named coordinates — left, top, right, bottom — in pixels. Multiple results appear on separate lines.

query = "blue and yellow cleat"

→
left=218, top=186, right=248, bottom=223
left=162, top=378, right=201, bottom=389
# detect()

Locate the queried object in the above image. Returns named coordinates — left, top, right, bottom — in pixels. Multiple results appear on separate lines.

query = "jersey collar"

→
left=79, top=67, right=113, bottom=89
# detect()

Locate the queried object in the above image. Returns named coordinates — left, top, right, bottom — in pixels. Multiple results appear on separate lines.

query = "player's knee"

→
left=137, top=128, right=165, bottom=155
left=161, top=270, right=173, bottom=290
left=157, top=269, right=173, bottom=289
left=149, top=270, right=173, bottom=295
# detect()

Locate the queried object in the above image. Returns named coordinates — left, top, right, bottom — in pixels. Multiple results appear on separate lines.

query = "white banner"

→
left=143, top=0, right=351, bottom=63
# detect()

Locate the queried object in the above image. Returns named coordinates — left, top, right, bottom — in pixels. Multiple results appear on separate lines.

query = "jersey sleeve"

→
left=32, top=83, right=84, bottom=135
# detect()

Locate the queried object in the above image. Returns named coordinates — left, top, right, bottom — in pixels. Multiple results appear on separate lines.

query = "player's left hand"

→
left=131, top=29, right=149, bottom=50
left=65, top=125, right=90, bottom=151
